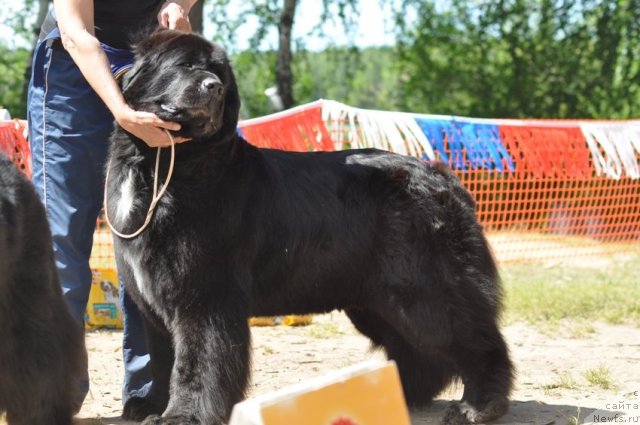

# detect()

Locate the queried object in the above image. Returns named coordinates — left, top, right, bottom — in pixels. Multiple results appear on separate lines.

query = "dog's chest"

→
left=120, top=244, right=171, bottom=319
left=113, top=169, right=137, bottom=224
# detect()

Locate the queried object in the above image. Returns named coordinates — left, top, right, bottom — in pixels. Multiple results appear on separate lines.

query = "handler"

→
left=27, top=0, right=196, bottom=416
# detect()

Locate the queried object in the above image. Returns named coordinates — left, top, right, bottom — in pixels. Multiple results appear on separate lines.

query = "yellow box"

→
left=229, top=361, right=411, bottom=425
left=249, top=315, right=313, bottom=327
left=85, top=268, right=123, bottom=329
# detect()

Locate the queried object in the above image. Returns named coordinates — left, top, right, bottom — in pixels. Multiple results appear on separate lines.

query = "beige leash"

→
left=104, top=130, right=176, bottom=239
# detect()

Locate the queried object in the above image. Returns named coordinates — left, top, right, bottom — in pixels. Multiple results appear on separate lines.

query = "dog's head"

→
left=121, top=29, right=240, bottom=141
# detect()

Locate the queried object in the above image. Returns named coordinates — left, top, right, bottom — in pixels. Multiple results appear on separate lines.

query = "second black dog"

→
left=0, top=152, right=87, bottom=425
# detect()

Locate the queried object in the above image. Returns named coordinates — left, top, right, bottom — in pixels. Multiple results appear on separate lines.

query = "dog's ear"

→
left=131, top=27, right=171, bottom=58
left=122, top=28, right=173, bottom=96
left=217, top=56, right=242, bottom=140
left=128, top=25, right=161, bottom=55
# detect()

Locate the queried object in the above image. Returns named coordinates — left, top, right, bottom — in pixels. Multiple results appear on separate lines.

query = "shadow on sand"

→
left=77, top=399, right=621, bottom=425
left=410, top=399, right=619, bottom=425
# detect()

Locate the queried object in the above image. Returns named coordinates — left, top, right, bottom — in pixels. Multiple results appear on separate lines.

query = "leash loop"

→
left=104, top=130, right=176, bottom=239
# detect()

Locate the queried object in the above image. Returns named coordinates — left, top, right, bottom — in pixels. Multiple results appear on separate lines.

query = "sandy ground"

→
left=63, top=312, right=640, bottom=425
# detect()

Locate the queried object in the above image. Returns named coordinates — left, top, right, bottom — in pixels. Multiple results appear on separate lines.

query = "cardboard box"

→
left=229, top=360, right=410, bottom=425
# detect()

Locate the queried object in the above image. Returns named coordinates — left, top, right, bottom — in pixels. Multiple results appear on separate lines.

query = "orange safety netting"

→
left=463, top=170, right=639, bottom=261
left=0, top=120, right=31, bottom=177
left=1, top=103, right=639, bottom=267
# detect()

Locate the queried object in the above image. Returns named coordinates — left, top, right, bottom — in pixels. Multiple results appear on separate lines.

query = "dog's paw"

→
left=141, top=414, right=199, bottom=425
left=443, top=403, right=473, bottom=425
left=122, top=396, right=164, bottom=421
left=442, top=398, right=509, bottom=424
left=141, top=414, right=163, bottom=425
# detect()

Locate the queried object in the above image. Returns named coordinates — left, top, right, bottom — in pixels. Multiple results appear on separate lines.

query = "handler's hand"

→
left=158, top=0, right=193, bottom=31
left=114, top=107, right=191, bottom=148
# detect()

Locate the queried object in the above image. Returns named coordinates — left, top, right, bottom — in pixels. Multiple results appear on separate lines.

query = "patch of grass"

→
left=559, top=405, right=582, bottom=425
left=558, top=372, right=580, bottom=389
left=583, top=365, right=616, bottom=390
left=566, top=321, right=597, bottom=338
left=539, top=371, right=580, bottom=395
left=567, top=414, right=579, bottom=425
left=307, top=323, right=343, bottom=339
left=500, top=255, right=640, bottom=326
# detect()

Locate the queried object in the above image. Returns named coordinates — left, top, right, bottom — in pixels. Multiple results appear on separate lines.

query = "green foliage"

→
left=4, top=0, right=640, bottom=120
left=0, top=43, right=30, bottom=118
left=294, top=47, right=402, bottom=110
left=231, top=0, right=640, bottom=119
left=232, top=46, right=402, bottom=118
left=393, top=0, right=640, bottom=118
left=233, top=50, right=278, bottom=118
left=583, top=365, right=617, bottom=390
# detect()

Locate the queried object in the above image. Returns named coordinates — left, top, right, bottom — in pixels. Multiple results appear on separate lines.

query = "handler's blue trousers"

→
left=27, top=36, right=152, bottom=407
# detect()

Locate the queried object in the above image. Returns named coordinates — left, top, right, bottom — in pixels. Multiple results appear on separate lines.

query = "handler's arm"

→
left=53, top=0, right=183, bottom=147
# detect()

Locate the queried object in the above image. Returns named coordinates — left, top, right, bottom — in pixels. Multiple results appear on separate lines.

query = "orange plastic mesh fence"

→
left=462, top=170, right=639, bottom=261
left=458, top=122, right=638, bottom=261
left=1, top=104, right=638, bottom=268
left=0, top=120, right=32, bottom=177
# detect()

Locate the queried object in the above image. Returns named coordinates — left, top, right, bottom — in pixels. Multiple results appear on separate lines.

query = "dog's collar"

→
left=114, top=64, right=133, bottom=81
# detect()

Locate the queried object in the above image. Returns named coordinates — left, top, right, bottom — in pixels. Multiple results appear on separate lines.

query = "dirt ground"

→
left=65, top=312, right=640, bottom=425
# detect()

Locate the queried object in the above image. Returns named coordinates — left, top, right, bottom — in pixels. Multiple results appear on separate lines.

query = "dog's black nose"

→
left=202, top=77, right=224, bottom=99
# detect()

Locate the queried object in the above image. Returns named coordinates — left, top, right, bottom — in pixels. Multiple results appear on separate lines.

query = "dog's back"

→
left=0, top=153, right=87, bottom=425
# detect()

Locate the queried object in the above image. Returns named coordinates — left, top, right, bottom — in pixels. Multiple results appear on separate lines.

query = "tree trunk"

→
left=189, top=0, right=204, bottom=34
left=276, top=0, right=298, bottom=110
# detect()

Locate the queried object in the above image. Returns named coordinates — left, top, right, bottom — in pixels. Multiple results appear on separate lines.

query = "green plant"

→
left=583, top=365, right=616, bottom=390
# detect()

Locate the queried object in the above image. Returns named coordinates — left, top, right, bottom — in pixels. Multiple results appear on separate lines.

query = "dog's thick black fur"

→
left=0, top=153, right=87, bottom=425
left=106, top=29, right=513, bottom=425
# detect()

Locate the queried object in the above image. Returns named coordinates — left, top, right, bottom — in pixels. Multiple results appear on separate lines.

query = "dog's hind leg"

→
left=144, top=299, right=251, bottom=425
left=438, top=258, right=513, bottom=424
left=374, top=287, right=513, bottom=424
left=442, top=322, right=513, bottom=425
left=345, top=308, right=456, bottom=408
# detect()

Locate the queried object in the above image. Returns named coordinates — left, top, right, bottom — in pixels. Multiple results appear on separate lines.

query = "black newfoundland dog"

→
left=0, top=153, right=87, bottom=425
left=106, top=29, right=513, bottom=425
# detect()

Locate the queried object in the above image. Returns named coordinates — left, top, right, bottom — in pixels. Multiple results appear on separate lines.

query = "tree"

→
left=393, top=0, right=640, bottom=118
left=276, top=0, right=297, bottom=109
left=6, top=0, right=640, bottom=120
left=206, top=0, right=360, bottom=110
left=0, top=44, right=30, bottom=118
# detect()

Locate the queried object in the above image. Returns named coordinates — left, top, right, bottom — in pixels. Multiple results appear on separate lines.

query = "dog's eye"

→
left=180, top=62, right=194, bottom=69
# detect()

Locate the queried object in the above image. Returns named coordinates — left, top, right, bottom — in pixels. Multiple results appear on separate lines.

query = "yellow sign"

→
left=229, top=361, right=410, bottom=425
left=86, top=268, right=123, bottom=329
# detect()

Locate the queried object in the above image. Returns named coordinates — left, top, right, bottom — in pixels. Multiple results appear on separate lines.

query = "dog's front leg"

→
left=142, top=304, right=252, bottom=425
